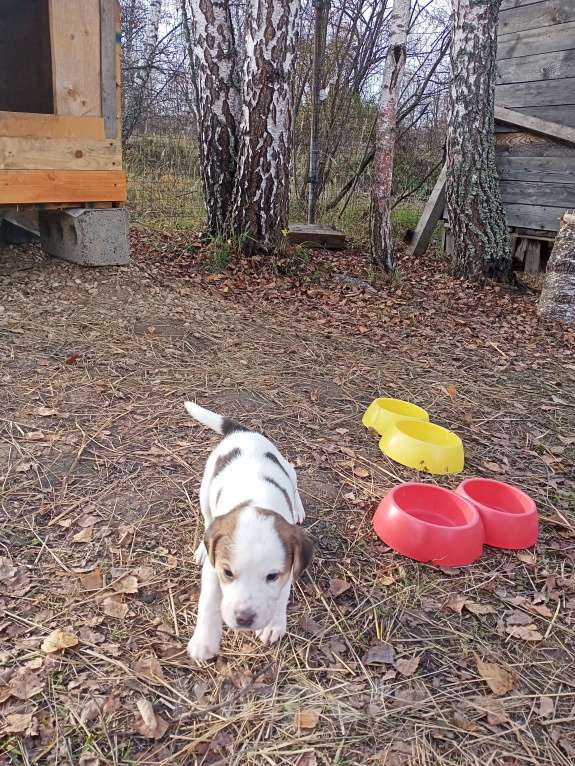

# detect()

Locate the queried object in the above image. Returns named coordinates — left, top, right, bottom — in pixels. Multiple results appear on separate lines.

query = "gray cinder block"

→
left=39, top=208, right=130, bottom=266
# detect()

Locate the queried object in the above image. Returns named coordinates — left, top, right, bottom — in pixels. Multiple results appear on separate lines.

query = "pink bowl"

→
left=455, top=478, right=538, bottom=550
left=373, top=483, right=484, bottom=567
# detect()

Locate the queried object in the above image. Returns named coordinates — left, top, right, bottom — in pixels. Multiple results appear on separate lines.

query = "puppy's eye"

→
left=266, top=572, right=280, bottom=583
left=223, top=568, right=234, bottom=579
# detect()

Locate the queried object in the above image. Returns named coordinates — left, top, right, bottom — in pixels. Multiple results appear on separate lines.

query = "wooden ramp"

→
left=287, top=223, right=347, bottom=250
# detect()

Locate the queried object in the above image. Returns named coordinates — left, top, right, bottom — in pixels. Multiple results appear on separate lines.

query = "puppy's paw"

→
left=293, top=497, right=306, bottom=524
left=255, top=621, right=287, bottom=645
left=194, top=542, right=207, bottom=566
left=187, top=633, right=219, bottom=662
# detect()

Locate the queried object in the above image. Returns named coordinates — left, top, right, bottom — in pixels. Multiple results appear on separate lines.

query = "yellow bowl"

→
left=379, top=419, right=464, bottom=475
left=362, top=398, right=429, bottom=435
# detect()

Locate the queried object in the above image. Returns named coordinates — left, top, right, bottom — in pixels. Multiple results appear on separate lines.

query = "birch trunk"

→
left=446, top=0, right=511, bottom=280
left=538, top=212, right=575, bottom=325
left=231, top=0, right=301, bottom=252
left=370, top=0, right=410, bottom=272
left=182, top=0, right=241, bottom=235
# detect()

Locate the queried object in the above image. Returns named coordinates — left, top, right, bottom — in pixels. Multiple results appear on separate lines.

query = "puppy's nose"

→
left=235, top=609, right=256, bottom=628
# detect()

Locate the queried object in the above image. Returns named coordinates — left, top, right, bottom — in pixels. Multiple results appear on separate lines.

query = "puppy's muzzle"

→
left=235, top=609, right=256, bottom=629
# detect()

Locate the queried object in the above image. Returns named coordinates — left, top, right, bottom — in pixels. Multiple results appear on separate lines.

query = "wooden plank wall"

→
left=496, top=0, right=575, bottom=232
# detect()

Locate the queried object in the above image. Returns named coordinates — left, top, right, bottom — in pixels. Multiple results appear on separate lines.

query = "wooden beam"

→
left=49, top=0, right=102, bottom=116
left=100, top=0, right=117, bottom=139
left=496, top=48, right=575, bottom=85
left=0, top=113, right=106, bottom=140
left=409, top=165, right=447, bottom=256
left=499, top=0, right=575, bottom=36
left=494, top=105, right=575, bottom=146
left=498, top=19, right=575, bottom=59
left=287, top=223, right=347, bottom=250
left=0, top=137, right=121, bottom=170
left=524, top=239, right=542, bottom=273
left=497, top=78, right=575, bottom=108
left=0, top=170, right=126, bottom=204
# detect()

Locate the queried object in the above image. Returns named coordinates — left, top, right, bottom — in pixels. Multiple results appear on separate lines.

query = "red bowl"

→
left=455, top=478, right=538, bottom=549
left=373, top=483, right=484, bottom=567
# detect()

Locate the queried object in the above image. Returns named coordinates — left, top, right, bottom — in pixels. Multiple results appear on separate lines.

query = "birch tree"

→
left=370, top=0, right=410, bottom=271
left=231, top=0, right=301, bottom=251
left=181, top=0, right=241, bottom=235
left=446, top=0, right=511, bottom=280
left=538, top=212, right=575, bottom=325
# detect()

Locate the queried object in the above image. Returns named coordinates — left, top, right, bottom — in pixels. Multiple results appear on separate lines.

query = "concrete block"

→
left=39, top=207, right=130, bottom=266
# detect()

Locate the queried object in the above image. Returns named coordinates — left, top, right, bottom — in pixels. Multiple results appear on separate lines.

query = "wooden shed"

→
left=0, top=0, right=128, bottom=263
left=411, top=0, right=575, bottom=272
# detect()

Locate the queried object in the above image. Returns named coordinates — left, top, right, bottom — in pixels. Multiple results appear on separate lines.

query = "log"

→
left=287, top=223, right=346, bottom=250
left=538, top=212, right=575, bottom=324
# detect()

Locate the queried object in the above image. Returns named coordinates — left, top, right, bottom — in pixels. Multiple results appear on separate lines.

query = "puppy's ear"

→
left=292, top=528, right=314, bottom=580
left=204, top=517, right=225, bottom=567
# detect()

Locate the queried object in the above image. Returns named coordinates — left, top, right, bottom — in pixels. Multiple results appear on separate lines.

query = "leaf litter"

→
left=0, top=232, right=574, bottom=764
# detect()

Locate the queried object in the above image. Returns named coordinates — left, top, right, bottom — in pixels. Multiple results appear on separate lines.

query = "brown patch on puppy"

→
left=255, top=508, right=314, bottom=579
left=213, top=447, right=241, bottom=479
left=204, top=509, right=241, bottom=567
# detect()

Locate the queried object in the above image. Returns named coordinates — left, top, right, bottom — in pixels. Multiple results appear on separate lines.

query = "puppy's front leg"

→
left=255, top=577, right=292, bottom=645
left=187, top=559, right=223, bottom=661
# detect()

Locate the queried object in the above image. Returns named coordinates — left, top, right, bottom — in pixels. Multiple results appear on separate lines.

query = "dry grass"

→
left=0, top=234, right=574, bottom=766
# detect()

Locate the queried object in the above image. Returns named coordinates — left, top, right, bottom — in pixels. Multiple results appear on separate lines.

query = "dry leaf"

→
left=505, top=609, right=532, bottom=626
left=296, top=753, right=318, bottom=766
left=9, top=669, right=45, bottom=699
left=505, top=624, right=543, bottom=642
left=102, top=595, right=128, bottom=620
left=294, top=707, right=321, bottom=731
left=14, top=461, right=34, bottom=473
left=72, top=527, right=93, bottom=544
left=133, top=652, right=166, bottom=685
left=483, top=461, right=504, bottom=473
left=464, top=601, right=496, bottom=617
left=1, top=712, right=37, bottom=736
left=447, top=384, right=458, bottom=398
left=37, top=406, right=59, bottom=417
left=353, top=465, right=370, bottom=478
left=516, top=551, right=537, bottom=566
left=364, top=641, right=395, bottom=665
left=539, top=695, right=554, bottom=718
left=531, top=603, right=553, bottom=618
left=80, top=567, right=103, bottom=591
left=328, top=578, right=351, bottom=597
left=395, top=655, right=420, bottom=677
left=41, top=629, right=79, bottom=654
left=135, top=697, right=169, bottom=740
left=78, top=754, right=100, bottom=766
left=78, top=513, right=99, bottom=528
left=476, top=656, right=514, bottom=696
left=113, top=575, right=138, bottom=594
left=0, top=557, right=16, bottom=581
left=468, top=696, right=507, bottom=726
left=447, top=595, right=467, bottom=614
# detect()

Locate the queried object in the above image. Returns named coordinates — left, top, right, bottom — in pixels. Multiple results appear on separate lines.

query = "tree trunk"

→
left=538, top=212, right=575, bottom=325
left=446, top=0, right=511, bottom=280
left=181, top=0, right=241, bottom=236
left=370, top=0, right=410, bottom=272
left=231, top=0, right=301, bottom=252
left=307, top=0, right=329, bottom=224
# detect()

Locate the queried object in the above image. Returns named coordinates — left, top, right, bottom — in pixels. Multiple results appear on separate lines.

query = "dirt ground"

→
left=1, top=232, right=574, bottom=766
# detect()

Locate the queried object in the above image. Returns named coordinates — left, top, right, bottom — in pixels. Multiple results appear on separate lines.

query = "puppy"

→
left=185, top=402, right=314, bottom=661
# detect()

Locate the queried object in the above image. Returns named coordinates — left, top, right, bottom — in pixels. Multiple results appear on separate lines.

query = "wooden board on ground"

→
left=287, top=223, right=347, bottom=250
left=0, top=170, right=127, bottom=204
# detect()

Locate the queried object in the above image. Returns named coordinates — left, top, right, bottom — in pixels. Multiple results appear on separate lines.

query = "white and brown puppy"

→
left=185, top=402, right=314, bottom=662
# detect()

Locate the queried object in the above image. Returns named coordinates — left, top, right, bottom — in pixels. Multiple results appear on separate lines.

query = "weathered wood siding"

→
left=495, top=0, right=575, bottom=233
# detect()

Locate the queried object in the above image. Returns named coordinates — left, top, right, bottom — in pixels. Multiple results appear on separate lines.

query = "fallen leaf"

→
left=517, top=551, right=537, bottom=566
left=72, top=527, right=93, bottom=544
left=41, top=629, right=79, bottom=654
left=447, top=384, right=457, bottom=398
left=328, top=578, right=351, bottom=597
left=78, top=513, right=99, bottom=528
left=464, top=601, right=496, bottom=617
left=453, top=714, right=478, bottom=732
left=300, top=614, right=323, bottom=636
left=475, top=656, right=514, bottom=696
left=102, top=596, right=128, bottom=620
left=394, top=655, right=420, bottom=677
left=80, top=567, right=103, bottom=591
left=135, top=697, right=169, bottom=740
left=505, top=609, right=532, bottom=626
left=505, top=624, right=543, bottom=642
left=9, top=669, right=45, bottom=699
left=539, top=695, right=554, bottom=718
left=0, top=557, right=16, bottom=581
left=531, top=603, right=553, bottom=618
left=37, top=406, right=59, bottom=417
left=112, top=575, right=138, bottom=594
left=447, top=595, right=467, bottom=614
left=296, top=754, right=318, bottom=766
left=363, top=641, right=395, bottom=665
left=483, top=461, right=504, bottom=473
left=294, top=707, right=321, bottom=731
left=133, top=652, right=166, bottom=685
left=1, top=712, right=38, bottom=736
left=353, top=466, right=370, bottom=478
left=14, top=461, right=34, bottom=473
left=65, top=354, right=79, bottom=365
left=25, top=657, right=43, bottom=670
left=78, top=754, right=100, bottom=766
left=468, top=695, right=507, bottom=726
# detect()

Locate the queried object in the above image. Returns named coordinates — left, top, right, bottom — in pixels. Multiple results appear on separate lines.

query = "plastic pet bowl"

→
left=373, top=483, right=484, bottom=566
left=362, top=398, right=429, bottom=435
left=379, top=419, right=464, bottom=475
left=455, top=478, right=538, bottom=549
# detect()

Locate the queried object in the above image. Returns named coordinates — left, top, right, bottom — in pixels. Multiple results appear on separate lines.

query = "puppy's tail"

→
left=184, top=401, right=249, bottom=436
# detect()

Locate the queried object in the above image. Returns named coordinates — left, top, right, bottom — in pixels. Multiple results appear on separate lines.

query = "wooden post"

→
left=539, top=212, right=575, bottom=324
left=409, top=165, right=446, bottom=256
left=307, top=0, right=329, bottom=224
